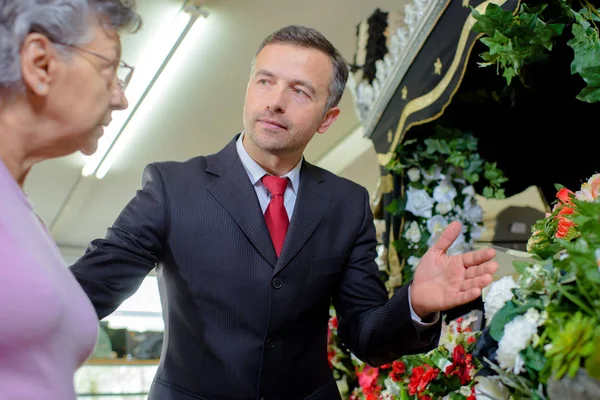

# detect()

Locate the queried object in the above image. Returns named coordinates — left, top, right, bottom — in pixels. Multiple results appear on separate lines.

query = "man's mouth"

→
left=258, top=119, right=287, bottom=130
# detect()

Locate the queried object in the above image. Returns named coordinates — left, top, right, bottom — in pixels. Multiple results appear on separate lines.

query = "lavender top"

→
left=0, top=159, right=98, bottom=400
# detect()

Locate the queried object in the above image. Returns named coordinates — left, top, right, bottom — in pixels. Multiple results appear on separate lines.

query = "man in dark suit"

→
left=70, top=25, right=498, bottom=400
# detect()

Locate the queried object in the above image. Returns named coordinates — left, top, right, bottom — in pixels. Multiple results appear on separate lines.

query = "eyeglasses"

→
left=54, top=43, right=134, bottom=92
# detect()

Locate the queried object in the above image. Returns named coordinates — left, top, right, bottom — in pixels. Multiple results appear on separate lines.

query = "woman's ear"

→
left=20, top=33, right=55, bottom=96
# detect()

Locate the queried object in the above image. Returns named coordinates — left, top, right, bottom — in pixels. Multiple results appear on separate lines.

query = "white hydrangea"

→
left=470, top=224, right=484, bottom=240
left=463, top=203, right=483, bottom=224
left=447, top=232, right=467, bottom=255
left=483, top=276, right=517, bottom=325
left=407, top=255, right=421, bottom=271
left=404, top=221, right=421, bottom=243
left=427, top=214, right=449, bottom=235
left=422, top=166, right=443, bottom=182
left=435, top=201, right=453, bottom=215
left=496, top=308, right=542, bottom=373
left=462, top=185, right=476, bottom=197
left=407, top=167, right=421, bottom=182
left=433, top=179, right=458, bottom=203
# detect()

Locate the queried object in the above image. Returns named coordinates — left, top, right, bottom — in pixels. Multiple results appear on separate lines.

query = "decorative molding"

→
left=346, top=0, right=449, bottom=138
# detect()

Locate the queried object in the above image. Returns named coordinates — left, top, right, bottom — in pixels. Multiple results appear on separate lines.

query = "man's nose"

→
left=267, top=86, right=287, bottom=114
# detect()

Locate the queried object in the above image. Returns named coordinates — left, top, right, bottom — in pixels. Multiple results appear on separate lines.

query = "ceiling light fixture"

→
left=81, top=0, right=208, bottom=179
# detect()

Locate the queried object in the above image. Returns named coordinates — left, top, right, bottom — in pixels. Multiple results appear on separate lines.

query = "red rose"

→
left=556, top=188, right=575, bottom=205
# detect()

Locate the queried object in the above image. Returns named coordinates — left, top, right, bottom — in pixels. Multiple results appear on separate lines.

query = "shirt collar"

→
left=236, top=132, right=302, bottom=193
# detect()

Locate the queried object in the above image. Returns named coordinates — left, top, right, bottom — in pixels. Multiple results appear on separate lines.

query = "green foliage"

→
left=471, top=0, right=600, bottom=102
left=383, top=125, right=506, bottom=284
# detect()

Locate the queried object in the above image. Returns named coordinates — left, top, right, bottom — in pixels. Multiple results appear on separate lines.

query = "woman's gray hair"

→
left=0, top=0, right=141, bottom=93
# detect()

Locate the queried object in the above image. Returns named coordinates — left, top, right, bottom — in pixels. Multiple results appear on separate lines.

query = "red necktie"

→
left=262, top=175, right=289, bottom=257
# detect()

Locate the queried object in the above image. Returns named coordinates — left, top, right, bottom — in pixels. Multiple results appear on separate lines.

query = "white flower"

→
left=483, top=276, right=517, bottom=325
left=427, top=232, right=441, bottom=248
left=407, top=167, right=421, bottom=182
left=435, top=201, right=453, bottom=215
left=405, top=187, right=434, bottom=218
left=575, top=173, right=600, bottom=201
left=404, top=221, right=422, bottom=243
left=459, top=386, right=472, bottom=397
left=595, top=248, right=600, bottom=272
left=475, top=376, right=510, bottom=400
left=447, top=232, right=467, bottom=255
left=470, top=224, right=484, bottom=240
left=427, top=214, right=449, bottom=235
left=496, top=308, right=542, bottom=373
left=462, top=185, right=476, bottom=197
left=463, top=203, right=483, bottom=224
left=422, top=166, right=444, bottom=182
left=407, top=255, right=421, bottom=271
left=433, top=179, right=458, bottom=203
left=381, top=378, right=400, bottom=397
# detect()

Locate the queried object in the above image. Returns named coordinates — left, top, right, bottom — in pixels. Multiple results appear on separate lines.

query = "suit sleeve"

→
left=332, top=188, right=441, bottom=367
left=69, top=163, right=168, bottom=320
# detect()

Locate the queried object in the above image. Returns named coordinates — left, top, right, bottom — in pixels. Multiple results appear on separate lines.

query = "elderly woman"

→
left=0, top=0, right=141, bottom=399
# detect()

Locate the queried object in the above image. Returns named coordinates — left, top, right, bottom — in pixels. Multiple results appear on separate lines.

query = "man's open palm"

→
left=410, top=221, right=498, bottom=318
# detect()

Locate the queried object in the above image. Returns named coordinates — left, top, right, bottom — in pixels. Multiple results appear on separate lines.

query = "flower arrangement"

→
left=474, top=173, right=600, bottom=399
left=328, top=126, right=508, bottom=398
left=346, top=314, right=481, bottom=400
left=384, top=125, right=506, bottom=284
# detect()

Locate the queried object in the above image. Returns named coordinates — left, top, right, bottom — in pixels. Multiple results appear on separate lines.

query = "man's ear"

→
left=316, top=106, right=340, bottom=134
left=20, top=33, right=56, bottom=96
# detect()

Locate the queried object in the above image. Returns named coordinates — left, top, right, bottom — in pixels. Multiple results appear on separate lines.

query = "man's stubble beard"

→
left=246, top=126, right=299, bottom=155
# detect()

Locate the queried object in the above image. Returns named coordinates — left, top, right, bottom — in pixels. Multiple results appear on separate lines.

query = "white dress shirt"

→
left=235, top=133, right=438, bottom=327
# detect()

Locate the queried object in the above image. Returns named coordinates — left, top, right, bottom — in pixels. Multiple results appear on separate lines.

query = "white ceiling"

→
left=23, top=0, right=403, bottom=257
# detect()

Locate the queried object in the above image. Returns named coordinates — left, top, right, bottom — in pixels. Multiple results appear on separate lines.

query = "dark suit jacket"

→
left=70, top=134, right=441, bottom=400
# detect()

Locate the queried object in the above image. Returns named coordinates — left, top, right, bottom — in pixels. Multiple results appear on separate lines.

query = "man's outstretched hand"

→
left=410, top=221, right=498, bottom=319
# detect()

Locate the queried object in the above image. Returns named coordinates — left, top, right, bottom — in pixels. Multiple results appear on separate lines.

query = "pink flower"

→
left=357, top=366, right=379, bottom=390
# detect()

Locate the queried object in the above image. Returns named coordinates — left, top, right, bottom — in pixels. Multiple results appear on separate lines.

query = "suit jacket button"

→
left=272, top=277, right=283, bottom=289
left=266, top=338, right=275, bottom=349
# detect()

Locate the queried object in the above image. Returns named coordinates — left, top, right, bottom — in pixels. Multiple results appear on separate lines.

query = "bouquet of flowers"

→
left=385, top=126, right=506, bottom=284
left=346, top=314, right=482, bottom=400
left=474, top=173, right=600, bottom=399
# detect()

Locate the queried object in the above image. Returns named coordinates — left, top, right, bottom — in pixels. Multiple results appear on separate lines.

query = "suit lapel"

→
left=206, top=136, right=278, bottom=267
left=276, top=161, right=330, bottom=273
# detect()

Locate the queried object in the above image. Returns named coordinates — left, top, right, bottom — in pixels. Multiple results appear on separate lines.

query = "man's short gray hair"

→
left=0, top=0, right=141, bottom=93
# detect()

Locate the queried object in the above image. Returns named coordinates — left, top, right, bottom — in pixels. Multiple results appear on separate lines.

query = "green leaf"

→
left=584, top=334, right=600, bottom=380
left=568, top=355, right=581, bottom=377
left=521, top=345, right=547, bottom=372
left=471, top=3, right=514, bottom=37
left=482, top=186, right=494, bottom=198
left=490, top=300, right=542, bottom=341
left=425, top=138, right=451, bottom=154
left=502, top=66, right=517, bottom=85
left=385, top=198, right=405, bottom=216
left=568, top=22, right=600, bottom=103
left=447, top=152, right=467, bottom=167
left=472, top=2, right=564, bottom=86
left=399, top=386, right=412, bottom=400
left=576, top=79, right=600, bottom=102
left=513, top=260, right=531, bottom=274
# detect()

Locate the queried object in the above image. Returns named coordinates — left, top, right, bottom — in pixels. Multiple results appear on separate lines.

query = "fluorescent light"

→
left=81, top=3, right=206, bottom=179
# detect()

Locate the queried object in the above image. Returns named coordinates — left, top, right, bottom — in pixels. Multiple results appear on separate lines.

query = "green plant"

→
left=471, top=0, right=600, bottom=103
